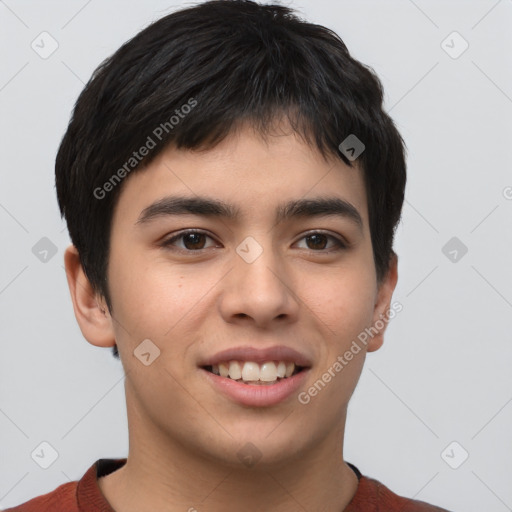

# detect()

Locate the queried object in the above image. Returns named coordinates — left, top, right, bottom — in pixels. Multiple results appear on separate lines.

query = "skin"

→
left=64, top=119, right=398, bottom=512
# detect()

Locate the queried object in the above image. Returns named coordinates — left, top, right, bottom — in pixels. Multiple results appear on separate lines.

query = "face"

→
left=77, top=121, right=397, bottom=468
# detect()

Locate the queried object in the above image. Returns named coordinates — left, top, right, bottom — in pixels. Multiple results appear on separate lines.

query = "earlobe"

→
left=366, top=253, right=399, bottom=353
left=63, top=244, right=116, bottom=348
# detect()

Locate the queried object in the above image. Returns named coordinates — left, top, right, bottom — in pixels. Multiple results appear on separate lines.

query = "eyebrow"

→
left=135, top=195, right=363, bottom=232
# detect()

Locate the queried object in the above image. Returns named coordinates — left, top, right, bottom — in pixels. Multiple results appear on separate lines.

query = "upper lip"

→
left=199, top=345, right=312, bottom=368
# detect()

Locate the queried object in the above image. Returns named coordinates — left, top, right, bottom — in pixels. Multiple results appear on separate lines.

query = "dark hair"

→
left=55, top=0, right=407, bottom=359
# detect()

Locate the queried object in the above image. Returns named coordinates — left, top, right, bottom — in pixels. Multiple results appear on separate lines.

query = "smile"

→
left=203, top=360, right=305, bottom=385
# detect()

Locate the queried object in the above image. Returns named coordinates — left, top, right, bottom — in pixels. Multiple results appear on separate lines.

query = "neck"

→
left=99, top=393, right=359, bottom=512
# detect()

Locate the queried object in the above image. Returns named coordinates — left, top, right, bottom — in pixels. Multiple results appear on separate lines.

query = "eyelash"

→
left=160, top=229, right=348, bottom=253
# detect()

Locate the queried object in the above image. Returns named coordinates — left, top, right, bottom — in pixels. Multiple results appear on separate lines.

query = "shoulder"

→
left=2, top=481, right=79, bottom=512
left=347, top=472, right=453, bottom=511
left=371, top=474, right=452, bottom=511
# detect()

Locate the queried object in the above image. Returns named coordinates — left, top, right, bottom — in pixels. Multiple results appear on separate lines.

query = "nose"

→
left=218, top=236, right=300, bottom=328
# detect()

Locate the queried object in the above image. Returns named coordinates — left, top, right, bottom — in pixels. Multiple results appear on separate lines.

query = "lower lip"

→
left=200, top=368, right=310, bottom=407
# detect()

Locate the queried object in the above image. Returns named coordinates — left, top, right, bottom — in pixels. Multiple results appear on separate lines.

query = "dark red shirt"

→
left=4, top=459, right=452, bottom=511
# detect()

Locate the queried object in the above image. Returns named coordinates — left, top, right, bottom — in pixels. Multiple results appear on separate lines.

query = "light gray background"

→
left=1, top=1, right=511, bottom=510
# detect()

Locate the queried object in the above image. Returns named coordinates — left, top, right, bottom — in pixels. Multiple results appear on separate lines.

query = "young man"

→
left=5, top=1, right=452, bottom=510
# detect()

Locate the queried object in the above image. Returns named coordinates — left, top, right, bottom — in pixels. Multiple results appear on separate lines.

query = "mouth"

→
left=201, top=361, right=307, bottom=386
left=198, top=345, right=312, bottom=405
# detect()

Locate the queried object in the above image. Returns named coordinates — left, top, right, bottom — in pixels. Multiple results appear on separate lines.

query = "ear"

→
left=366, top=253, right=399, bottom=353
left=63, top=244, right=116, bottom=348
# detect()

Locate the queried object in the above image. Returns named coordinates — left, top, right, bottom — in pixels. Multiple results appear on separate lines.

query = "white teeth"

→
left=276, top=361, right=286, bottom=378
left=209, top=360, right=299, bottom=383
left=241, top=362, right=260, bottom=381
left=259, top=362, right=278, bottom=382
left=219, top=362, right=229, bottom=378
left=228, top=361, right=242, bottom=380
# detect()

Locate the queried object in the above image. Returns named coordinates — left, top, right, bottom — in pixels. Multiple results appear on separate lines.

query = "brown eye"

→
left=161, top=230, right=216, bottom=251
left=305, top=234, right=328, bottom=250
left=160, top=230, right=347, bottom=254
left=296, top=232, right=347, bottom=252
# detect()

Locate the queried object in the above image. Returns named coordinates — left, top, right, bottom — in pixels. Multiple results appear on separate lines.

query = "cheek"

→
left=108, top=255, right=226, bottom=356
left=108, top=257, right=190, bottom=337
left=302, top=266, right=377, bottom=340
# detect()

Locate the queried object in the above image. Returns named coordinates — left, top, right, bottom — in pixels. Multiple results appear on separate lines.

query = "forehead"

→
left=111, top=124, right=369, bottom=231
